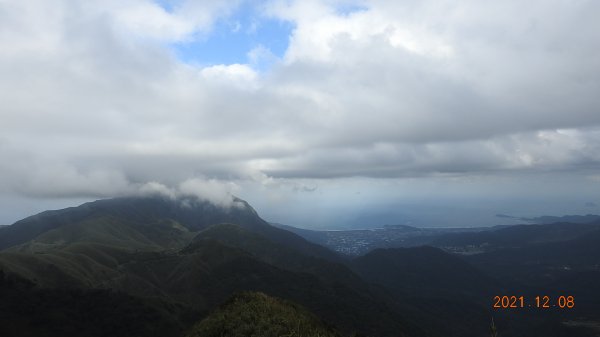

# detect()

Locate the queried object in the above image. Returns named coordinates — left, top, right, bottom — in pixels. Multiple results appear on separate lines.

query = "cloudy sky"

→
left=1, top=0, right=599, bottom=228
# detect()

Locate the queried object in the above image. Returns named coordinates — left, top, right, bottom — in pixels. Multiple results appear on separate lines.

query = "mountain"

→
left=185, top=292, right=340, bottom=337
left=466, top=227, right=600, bottom=294
left=431, top=221, right=600, bottom=250
left=272, top=223, right=330, bottom=246
left=0, top=196, right=424, bottom=337
left=0, top=270, right=189, bottom=337
left=2, top=196, right=599, bottom=337
left=312, top=220, right=600, bottom=337
left=351, top=246, right=500, bottom=337
left=521, top=214, right=600, bottom=224
left=352, top=246, right=497, bottom=298
left=0, top=196, right=334, bottom=290
left=180, top=224, right=427, bottom=336
left=190, top=224, right=362, bottom=287
left=0, top=196, right=339, bottom=262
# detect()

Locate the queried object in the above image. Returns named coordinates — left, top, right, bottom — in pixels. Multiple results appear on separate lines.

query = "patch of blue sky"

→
left=153, top=0, right=180, bottom=13
left=334, top=2, right=369, bottom=16
left=170, top=2, right=294, bottom=69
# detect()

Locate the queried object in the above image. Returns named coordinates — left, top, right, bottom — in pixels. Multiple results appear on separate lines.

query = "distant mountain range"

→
left=496, top=213, right=600, bottom=224
left=1, top=196, right=599, bottom=337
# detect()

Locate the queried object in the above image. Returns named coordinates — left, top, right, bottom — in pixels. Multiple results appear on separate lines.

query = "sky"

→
left=1, top=0, right=600, bottom=228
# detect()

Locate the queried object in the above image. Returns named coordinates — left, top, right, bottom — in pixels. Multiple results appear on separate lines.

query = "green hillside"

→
left=190, top=223, right=364, bottom=287
left=0, top=270, right=188, bottom=337
left=0, top=196, right=338, bottom=262
left=186, top=292, right=339, bottom=337
left=0, top=197, right=424, bottom=337
left=3, top=196, right=597, bottom=337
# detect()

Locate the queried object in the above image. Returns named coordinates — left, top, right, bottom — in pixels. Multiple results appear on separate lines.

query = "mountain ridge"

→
left=0, top=196, right=340, bottom=262
left=2, top=196, right=599, bottom=337
left=0, top=196, right=424, bottom=337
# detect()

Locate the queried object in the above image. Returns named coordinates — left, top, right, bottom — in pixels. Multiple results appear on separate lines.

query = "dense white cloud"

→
left=0, top=0, right=599, bottom=225
left=179, top=178, right=241, bottom=208
left=138, top=178, right=242, bottom=208
left=201, top=64, right=259, bottom=89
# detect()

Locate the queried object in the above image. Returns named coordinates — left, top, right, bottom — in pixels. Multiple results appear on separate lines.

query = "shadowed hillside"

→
left=0, top=270, right=190, bottom=337
left=0, top=196, right=339, bottom=262
left=0, top=197, right=424, bottom=337
left=2, top=196, right=599, bottom=337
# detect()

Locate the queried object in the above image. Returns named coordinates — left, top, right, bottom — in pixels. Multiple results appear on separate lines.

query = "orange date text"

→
left=492, top=295, right=574, bottom=309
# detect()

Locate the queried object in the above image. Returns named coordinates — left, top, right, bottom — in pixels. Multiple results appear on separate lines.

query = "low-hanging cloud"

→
left=178, top=178, right=242, bottom=208
left=138, top=178, right=242, bottom=209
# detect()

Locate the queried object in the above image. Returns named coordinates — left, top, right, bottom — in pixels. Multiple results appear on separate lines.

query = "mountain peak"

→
left=0, top=195, right=264, bottom=251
